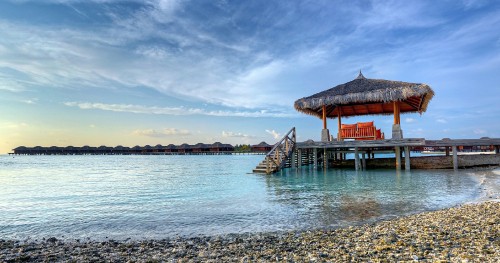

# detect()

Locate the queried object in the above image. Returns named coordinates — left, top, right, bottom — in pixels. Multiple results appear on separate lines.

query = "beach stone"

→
left=1, top=202, right=499, bottom=262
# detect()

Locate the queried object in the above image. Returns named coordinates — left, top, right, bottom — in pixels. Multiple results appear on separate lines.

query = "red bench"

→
left=339, top=121, right=384, bottom=141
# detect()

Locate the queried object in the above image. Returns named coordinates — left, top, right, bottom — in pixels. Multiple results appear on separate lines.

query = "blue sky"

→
left=1, top=0, right=499, bottom=153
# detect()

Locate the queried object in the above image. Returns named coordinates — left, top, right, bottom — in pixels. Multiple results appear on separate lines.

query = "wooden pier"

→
left=254, top=129, right=500, bottom=174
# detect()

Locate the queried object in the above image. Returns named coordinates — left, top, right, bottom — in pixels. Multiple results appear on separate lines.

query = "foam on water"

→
left=0, top=155, right=484, bottom=240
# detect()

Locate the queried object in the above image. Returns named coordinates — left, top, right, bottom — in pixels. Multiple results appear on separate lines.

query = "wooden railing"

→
left=264, top=127, right=296, bottom=174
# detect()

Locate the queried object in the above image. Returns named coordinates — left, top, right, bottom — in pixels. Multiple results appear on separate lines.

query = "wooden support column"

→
left=395, top=147, right=401, bottom=170
left=291, top=148, right=296, bottom=168
left=393, top=101, right=401, bottom=125
left=337, top=107, right=342, bottom=141
left=495, top=146, right=499, bottom=154
left=355, top=147, right=360, bottom=171
left=362, top=152, right=366, bottom=170
left=452, top=146, right=458, bottom=170
left=445, top=147, right=450, bottom=156
left=322, top=105, right=327, bottom=129
left=313, top=148, right=318, bottom=168
left=298, top=149, right=302, bottom=167
left=404, top=146, right=410, bottom=171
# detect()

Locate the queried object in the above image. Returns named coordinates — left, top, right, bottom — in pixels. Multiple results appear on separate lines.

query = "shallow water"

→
left=0, top=155, right=481, bottom=240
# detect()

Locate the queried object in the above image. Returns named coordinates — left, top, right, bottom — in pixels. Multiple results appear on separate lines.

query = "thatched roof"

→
left=252, top=141, right=272, bottom=147
left=294, top=72, right=434, bottom=119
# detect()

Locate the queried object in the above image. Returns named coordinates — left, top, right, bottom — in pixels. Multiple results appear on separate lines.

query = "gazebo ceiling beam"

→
left=326, top=105, right=336, bottom=116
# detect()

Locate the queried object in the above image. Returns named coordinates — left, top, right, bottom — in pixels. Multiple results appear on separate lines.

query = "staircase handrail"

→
left=265, top=127, right=296, bottom=173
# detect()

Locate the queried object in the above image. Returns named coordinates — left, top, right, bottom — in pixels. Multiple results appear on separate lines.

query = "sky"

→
left=1, top=0, right=499, bottom=153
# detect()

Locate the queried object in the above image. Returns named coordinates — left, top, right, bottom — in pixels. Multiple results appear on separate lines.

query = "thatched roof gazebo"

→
left=294, top=72, right=434, bottom=140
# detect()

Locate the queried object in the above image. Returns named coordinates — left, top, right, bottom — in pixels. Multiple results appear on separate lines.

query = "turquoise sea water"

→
left=0, top=155, right=481, bottom=240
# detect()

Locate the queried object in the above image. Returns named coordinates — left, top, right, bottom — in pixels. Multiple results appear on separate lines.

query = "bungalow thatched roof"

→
left=294, top=72, right=434, bottom=119
left=252, top=141, right=272, bottom=147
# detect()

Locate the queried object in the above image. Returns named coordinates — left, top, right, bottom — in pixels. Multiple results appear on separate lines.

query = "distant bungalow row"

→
left=11, top=142, right=274, bottom=155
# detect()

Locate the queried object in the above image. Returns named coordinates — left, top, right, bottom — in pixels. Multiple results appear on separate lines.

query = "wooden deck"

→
left=257, top=136, right=500, bottom=173
left=296, top=138, right=426, bottom=148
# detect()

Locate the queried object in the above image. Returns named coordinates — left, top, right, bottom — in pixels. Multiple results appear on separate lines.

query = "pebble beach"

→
left=1, top=201, right=498, bottom=262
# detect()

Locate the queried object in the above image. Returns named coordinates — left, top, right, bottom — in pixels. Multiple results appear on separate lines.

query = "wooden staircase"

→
left=253, top=127, right=296, bottom=174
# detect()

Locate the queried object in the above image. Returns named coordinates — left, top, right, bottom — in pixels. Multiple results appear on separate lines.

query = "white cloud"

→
left=473, top=129, right=486, bottom=135
left=132, top=128, right=191, bottom=137
left=222, top=131, right=254, bottom=138
left=461, top=0, right=490, bottom=10
left=20, top=98, right=38, bottom=104
left=405, top=118, right=415, bottom=123
left=265, top=129, right=281, bottom=139
left=436, top=119, right=448, bottom=123
left=64, top=101, right=295, bottom=118
left=3, top=122, right=29, bottom=129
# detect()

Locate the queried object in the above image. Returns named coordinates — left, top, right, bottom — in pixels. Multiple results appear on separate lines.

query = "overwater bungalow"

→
left=153, top=144, right=163, bottom=153
left=210, top=142, right=234, bottom=152
left=178, top=143, right=192, bottom=154
left=251, top=142, right=273, bottom=152
left=165, top=144, right=177, bottom=153
left=131, top=145, right=142, bottom=154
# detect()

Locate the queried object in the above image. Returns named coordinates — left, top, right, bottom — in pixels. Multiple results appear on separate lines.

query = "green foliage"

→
left=234, top=144, right=251, bottom=152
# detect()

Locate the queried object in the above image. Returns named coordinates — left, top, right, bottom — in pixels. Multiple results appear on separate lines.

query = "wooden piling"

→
left=354, top=147, right=360, bottom=171
left=313, top=148, right=318, bottom=168
left=452, top=146, right=458, bottom=170
left=362, top=152, right=366, bottom=170
left=404, top=146, right=410, bottom=171
left=395, top=146, right=401, bottom=170
left=298, top=149, right=302, bottom=167
left=323, top=148, right=327, bottom=168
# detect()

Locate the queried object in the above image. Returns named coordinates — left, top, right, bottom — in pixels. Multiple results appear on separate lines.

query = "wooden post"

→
left=452, top=146, right=458, bottom=170
left=355, top=147, right=360, bottom=171
left=445, top=147, right=450, bottom=156
left=322, top=105, right=327, bottom=130
left=291, top=148, right=296, bottom=168
left=393, top=101, right=400, bottom=125
left=495, top=146, right=499, bottom=154
left=362, top=152, right=366, bottom=170
left=337, top=107, right=342, bottom=140
left=298, top=149, right=302, bottom=167
left=313, top=148, right=318, bottom=168
left=323, top=148, right=327, bottom=168
left=395, top=147, right=401, bottom=170
left=404, top=146, right=410, bottom=171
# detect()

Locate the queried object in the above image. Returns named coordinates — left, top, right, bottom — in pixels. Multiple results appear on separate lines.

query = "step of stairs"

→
left=252, top=127, right=296, bottom=174
left=253, top=161, right=278, bottom=173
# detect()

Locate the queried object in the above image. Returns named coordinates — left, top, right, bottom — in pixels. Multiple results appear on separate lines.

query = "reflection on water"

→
left=264, top=167, right=480, bottom=228
left=0, top=155, right=481, bottom=240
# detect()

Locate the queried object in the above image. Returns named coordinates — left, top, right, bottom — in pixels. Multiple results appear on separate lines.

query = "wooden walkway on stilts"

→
left=254, top=129, right=500, bottom=174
